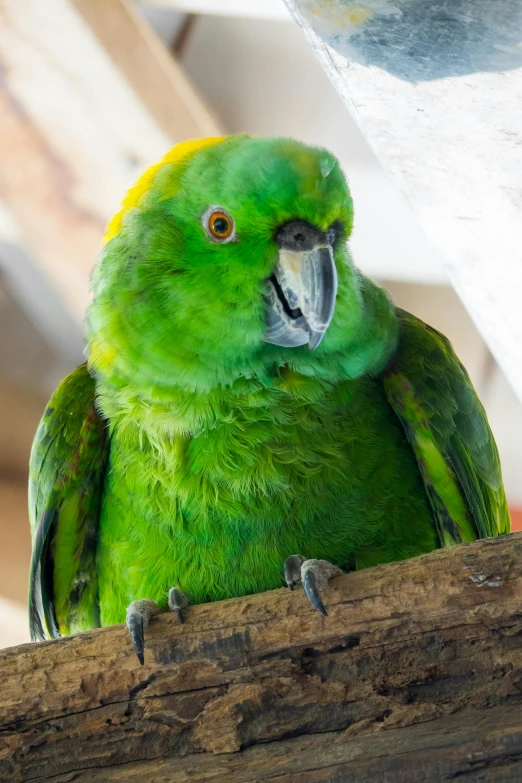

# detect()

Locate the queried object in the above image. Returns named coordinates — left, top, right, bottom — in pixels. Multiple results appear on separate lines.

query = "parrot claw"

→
left=302, top=568, right=328, bottom=616
left=284, top=554, right=307, bottom=590
left=126, top=591, right=189, bottom=665
left=126, top=599, right=162, bottom=665
left=284, top=556, right=343, bottom=616
left=168, top=587, right=189, bottom=624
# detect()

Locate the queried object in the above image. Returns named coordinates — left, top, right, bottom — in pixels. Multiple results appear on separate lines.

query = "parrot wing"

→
left=28, top=363, right=109, bottom=641
left=382, top=309, right=510, bottom=547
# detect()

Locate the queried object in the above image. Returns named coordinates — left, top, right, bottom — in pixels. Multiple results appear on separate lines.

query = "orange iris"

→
left=208, top=211, right=233, bottom=239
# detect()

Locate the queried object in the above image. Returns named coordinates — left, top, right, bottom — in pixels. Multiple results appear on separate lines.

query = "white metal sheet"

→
left=286, top=0, right=522, bottom=399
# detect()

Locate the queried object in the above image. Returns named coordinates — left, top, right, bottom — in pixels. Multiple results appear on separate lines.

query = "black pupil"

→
left=213, top=216, right=229, bottom=235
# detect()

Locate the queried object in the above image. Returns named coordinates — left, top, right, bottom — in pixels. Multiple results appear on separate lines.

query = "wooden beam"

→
left=1, top=535, right=522, bottom=781
left=0, top=0, right=222, bottom=322
left=72, top=0, right=223, bottom=141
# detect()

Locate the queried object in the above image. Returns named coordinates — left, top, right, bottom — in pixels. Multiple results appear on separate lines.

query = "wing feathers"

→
left=383, top=310, right=509, bottom=544
left=28, top=364, right=109, bottom=640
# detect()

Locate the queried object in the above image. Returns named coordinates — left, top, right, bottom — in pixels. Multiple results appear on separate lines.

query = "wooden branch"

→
left=2, top=535, right=522, bottom=781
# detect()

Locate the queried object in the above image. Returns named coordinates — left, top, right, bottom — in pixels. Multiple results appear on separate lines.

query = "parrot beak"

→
left=264, top=220, right=338, bottom=350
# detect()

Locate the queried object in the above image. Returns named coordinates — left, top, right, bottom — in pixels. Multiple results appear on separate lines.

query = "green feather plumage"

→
left=28, top=135, right=509, bottom=639
left=29, top=365, right=109, bottom=638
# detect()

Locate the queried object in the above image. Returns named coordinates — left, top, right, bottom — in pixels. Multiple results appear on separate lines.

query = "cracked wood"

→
left=1, top=535, right=522, bottom=782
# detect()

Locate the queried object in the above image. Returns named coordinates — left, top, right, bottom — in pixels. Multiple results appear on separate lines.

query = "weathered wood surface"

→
left=1, top=535, right=522, bottom=782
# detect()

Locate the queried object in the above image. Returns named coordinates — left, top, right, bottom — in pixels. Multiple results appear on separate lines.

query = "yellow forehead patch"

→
left=103, top=136, right=227, bottom=245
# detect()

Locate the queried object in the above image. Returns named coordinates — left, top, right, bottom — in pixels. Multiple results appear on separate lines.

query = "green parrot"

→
left=28, top=134, right=510, bottom=664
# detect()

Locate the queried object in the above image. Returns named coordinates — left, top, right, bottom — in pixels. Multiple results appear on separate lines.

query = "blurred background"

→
left=1, top=0, right=520, bottom=648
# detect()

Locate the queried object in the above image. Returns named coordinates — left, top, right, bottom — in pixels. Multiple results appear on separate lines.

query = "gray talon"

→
left=126, top=599, right=161, bottom=665
left=284, top=554, right=307, bottom=589
left=127, top=612, right=145, bottom=665
left=168, top=587, right=189, bottom=624
left=300, top=559, right=344, bottom=616
left=302, top=569, right=328, bottom=616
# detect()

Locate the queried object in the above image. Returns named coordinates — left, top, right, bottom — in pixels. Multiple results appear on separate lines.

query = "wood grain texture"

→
left=1, top=535, right=522, bottom=782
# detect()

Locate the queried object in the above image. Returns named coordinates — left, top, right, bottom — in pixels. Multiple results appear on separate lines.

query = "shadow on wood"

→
left=1, top=535, right=522, bottom=781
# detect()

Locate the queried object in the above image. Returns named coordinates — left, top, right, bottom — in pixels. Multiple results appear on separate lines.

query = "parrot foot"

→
left=168, top=587, right=189, bottom=623
left=126, top=588, right=190, bottom=665
left=284, top=555, right=343, bottom=616
left=126, top=599, right=162, bottom=665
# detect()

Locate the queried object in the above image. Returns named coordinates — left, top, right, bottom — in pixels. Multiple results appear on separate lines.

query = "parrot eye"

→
left=202, top=206, right=236, bottom=243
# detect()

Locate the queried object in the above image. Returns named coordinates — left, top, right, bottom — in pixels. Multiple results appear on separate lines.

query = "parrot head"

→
left=88, top=135, right=395, bottom=392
